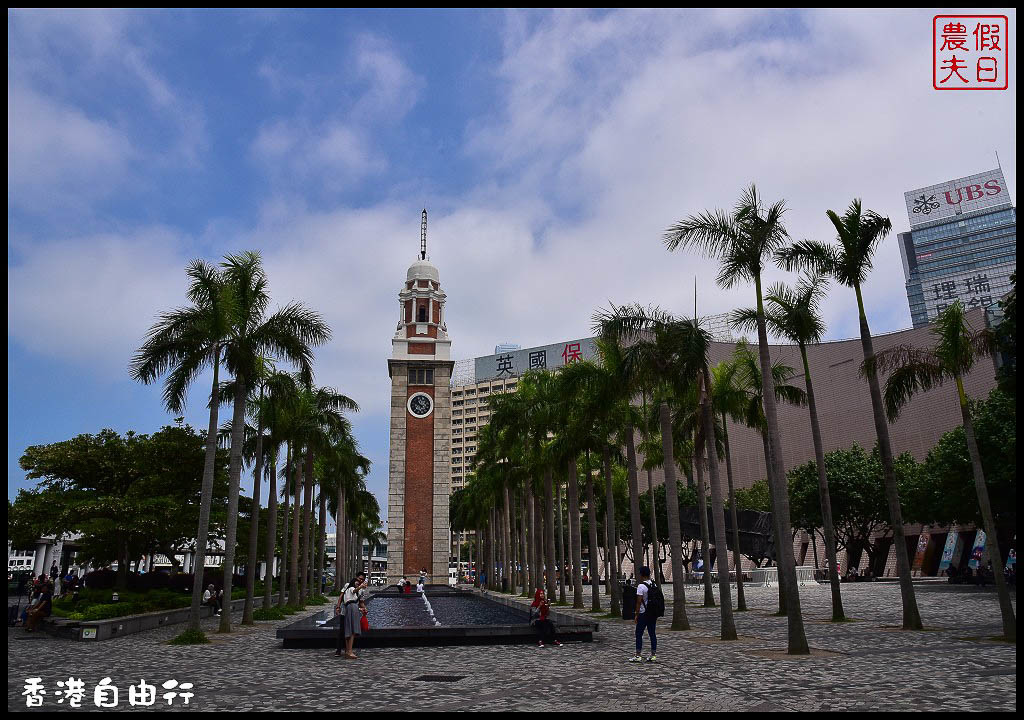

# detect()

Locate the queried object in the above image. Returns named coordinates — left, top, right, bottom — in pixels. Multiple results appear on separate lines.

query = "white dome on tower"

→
left=406, top=258, right=440, bottom=283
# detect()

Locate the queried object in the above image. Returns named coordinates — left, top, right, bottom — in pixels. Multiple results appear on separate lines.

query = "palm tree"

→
left=874, top=302, right=1015, bottom=641
left=667, top=184, right=809, bottom=653
left=131, top=259, right=234, bottom=634
left=780, top=200, right=923, bottom=630
left=216, top=252, right=329, bottom=631
left=710, top=359, right=748, bottom=611
left=600, top=306, right=697, bottom=630
left=552, top=365, right=593, bottom=609
left=731, top=340, right=806, bottom=614
left=324, top=428, right=370, bottom=592
left=224, top=364, right=297, bottom=622
left=258, top=371, right=300, bottom=610
left=292, top=382, right=357, bottom=602
left=735, top=273, right=846, bottom=621
left=590, top=339, right=635, bottom=617
left=591, top=322, right=647, bottom=589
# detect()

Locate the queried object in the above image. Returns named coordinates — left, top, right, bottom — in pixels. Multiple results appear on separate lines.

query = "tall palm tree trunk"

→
left=544, top=469, right=557, bottom=600
left=956, top=376, right=1015, bottom=641
left=624, top=426, right=644, bottom=579
left=720, top=416, right=747, bottom=611
left=301, top=448, right=314, bottom=601
left=642, top=390, right=660, bottom=582
left=693, top=449, right=715, bottom=607
left=491, top=510, right=499, bottom=589
left=264, top=446, right=278, bottom=610
left=317, top=491, right=327, bottom=597
left=603, top=447, right=621, bottom=616
left=525, top=483, right=537, bottom=593
left=519, top=492, right=530, bottom=596
left=334, top=487, right=345, bottom=592
left=503, top=486, right=513, bottom=593
left=567, top=458, right=585, bottom=609
left=585, top=457, right=602, bottom=611
left=658, top=402, right=690, bottom=630
left=761, top=431, right=787, bottom=614
left=755, top=275, right=809, bottom=653
left=647, top=468, right=659, bottom=579
left=700, top=368, right=737, bottom=639
left=556, top=479, right=567, bottom=603
left=800, top=345, right=845, bottom=621
left=854, top=284, right=921, bottom=631
left=220, top=378, right=249, bottom=633
left=289, top=457, right=301, bottom=605
left=278, top=462, right=289, bottom=608
left=243, top=417, right=264, bottom=625
left=189, top=346, right=221, bottom=632
left=456, top=529, right=462, bottom=584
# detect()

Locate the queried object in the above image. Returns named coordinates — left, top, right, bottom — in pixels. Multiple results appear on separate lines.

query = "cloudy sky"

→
left=8, top=9, right=1017, bottom=517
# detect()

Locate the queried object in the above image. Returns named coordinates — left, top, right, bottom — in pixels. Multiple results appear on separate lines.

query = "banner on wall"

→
left=967, top=530, right=987, bottom=569
left=937, top=531, right=959, bottom=574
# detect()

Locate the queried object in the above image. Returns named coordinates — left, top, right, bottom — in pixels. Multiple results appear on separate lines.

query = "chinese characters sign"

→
left=922, top=263, right=1015, bottom=324
left=904, top=168, right=1009, bottom=229
left=933, top=15, right=1008, bottom=90
left=474, top=337, right=597, bottom=382
left=24, top=677, right=194, bottom=708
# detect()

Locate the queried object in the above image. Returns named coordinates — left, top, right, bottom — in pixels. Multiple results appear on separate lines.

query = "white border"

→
left=407, top=391, right=434, bottom=418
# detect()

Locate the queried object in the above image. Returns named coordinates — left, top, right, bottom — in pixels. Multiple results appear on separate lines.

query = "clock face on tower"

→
left=408, top=392, right=434, bottom=418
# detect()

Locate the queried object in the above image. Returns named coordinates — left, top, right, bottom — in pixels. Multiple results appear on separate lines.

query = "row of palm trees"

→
left=461, top=186, right=1015, bottom=652
left=131, top=251, right=379, bottom=637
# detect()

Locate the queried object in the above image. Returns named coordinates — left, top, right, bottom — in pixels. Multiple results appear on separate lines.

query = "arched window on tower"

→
left=418, top=304, right=427, bottom=323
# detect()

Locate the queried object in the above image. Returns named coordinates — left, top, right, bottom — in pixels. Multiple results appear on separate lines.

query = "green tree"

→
left=736, top=273, right=846, bottom=620
left=15, top=426, right=228, bottom=587
left=875, top=302, right=1015, bottom=641
left=666, top=185, right=808, bottom=653
left=217, top=252, right=330, bottom=632
left=781, top=200, right=923, bottom=630
left=131, top=259, right=233, bottom=632
left=911, top=389, right=1015, bottom=537
left=993, top=272, right=1015, bottom=397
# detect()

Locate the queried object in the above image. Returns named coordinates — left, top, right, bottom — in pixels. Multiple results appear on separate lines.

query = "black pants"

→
left=534, top=619, right=555, bottom=643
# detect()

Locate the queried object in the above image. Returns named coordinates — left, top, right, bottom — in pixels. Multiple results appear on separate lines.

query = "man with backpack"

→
left=630, top=566, right=663, bottom=663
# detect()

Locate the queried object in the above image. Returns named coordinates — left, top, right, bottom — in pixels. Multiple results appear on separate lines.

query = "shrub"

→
left=253, top=606, right=286, bottom=621
left=169, top=628, right=210, bottom=645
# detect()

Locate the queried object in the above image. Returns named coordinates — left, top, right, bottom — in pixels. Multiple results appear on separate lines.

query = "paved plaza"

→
left=7, top=582, right=1016, bottom=712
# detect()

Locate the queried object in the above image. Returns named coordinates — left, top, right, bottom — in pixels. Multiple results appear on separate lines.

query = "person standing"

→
left=630, top=566, right=661, bottom=663
left=336, top=572, right=368, bottom=659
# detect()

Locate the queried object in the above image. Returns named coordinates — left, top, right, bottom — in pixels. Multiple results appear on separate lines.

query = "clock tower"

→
left=386, top=210, right=452, bottom=585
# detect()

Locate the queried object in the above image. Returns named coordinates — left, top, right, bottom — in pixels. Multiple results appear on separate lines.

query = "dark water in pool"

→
left=366, top=594, right=528, bottom=628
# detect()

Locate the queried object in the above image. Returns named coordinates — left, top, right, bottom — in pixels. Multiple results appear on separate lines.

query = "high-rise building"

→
left=898, top=168, right=1015, bottom=328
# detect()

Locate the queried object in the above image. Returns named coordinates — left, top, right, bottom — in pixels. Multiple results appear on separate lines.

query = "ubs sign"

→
left=905, top=168, right=1010, bottom=228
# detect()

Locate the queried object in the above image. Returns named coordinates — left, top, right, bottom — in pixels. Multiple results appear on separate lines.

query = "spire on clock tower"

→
left=393, top=209, right=450, bottom=361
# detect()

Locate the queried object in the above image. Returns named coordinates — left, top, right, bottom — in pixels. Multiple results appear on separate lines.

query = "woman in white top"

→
left=336, top=572, right=368, bottom=659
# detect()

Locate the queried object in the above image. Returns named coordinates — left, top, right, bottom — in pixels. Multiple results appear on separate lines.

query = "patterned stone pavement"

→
left=7, top=582, right=1016, bottom=712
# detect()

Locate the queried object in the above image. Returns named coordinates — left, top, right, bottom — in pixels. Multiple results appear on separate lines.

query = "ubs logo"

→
left=912, top=194, right=941, bottom=215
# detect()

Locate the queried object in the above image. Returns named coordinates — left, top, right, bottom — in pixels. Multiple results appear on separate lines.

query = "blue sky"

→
left=8, top=9, right=1017, bottom=519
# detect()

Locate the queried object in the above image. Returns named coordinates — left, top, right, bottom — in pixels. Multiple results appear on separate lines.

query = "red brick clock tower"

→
left=386, top=210, right=452, bottom=585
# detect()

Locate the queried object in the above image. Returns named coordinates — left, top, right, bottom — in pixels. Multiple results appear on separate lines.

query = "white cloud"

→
left=8, top=9, right=208, bottom=213
left=8, top=228, right=192, bottom=378
left=249, top=32, right=420, bottom=189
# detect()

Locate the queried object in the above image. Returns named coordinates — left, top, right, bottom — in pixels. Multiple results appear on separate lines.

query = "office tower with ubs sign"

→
left=898, top=167, right=1015, bottom=328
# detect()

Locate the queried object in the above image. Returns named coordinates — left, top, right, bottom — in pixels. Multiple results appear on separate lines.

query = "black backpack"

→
left=643, top=581, right=665, bottom=618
